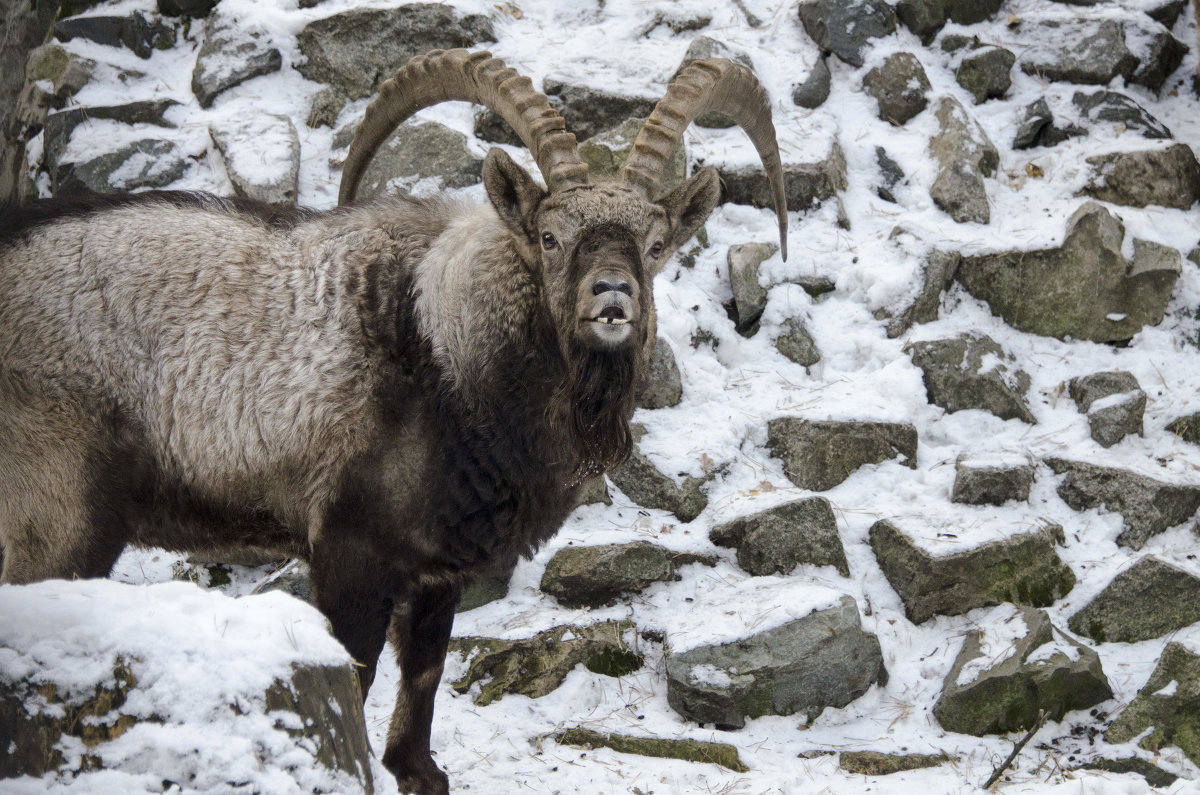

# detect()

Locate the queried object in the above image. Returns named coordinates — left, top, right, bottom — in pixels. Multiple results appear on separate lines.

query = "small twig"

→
left=981, top=709, right=1046, bottom=789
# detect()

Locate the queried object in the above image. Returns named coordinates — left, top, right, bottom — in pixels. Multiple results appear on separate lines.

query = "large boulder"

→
left=766, top=419, right=918, bottom=492
left=934, top=607, right=1112, bottom=735
left=955, top=203, right=1182, bottom=342
left=1068, top=557, right=1200, bottom=643
left=0, top=581, right=373, bottom=792
left=345, top=119, right=482, bottom=199
left=869, top=519, right=1075, bottom=624
left=295, top=4, right=494, bottom=99
left=1081, top=144, right=1200, bottom=210
left=665, top=594, right=886, bottom=728
left=797, top=0, right=895, bottom=67
left=1047, top=458, right=1200, bottom=549
left=1017, top=15, right=1185, bottom=92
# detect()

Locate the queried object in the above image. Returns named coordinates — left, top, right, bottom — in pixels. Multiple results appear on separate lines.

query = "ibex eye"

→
left=541, top=232, right=558, bottom=251
left=649, top=241, right=664, bottom=258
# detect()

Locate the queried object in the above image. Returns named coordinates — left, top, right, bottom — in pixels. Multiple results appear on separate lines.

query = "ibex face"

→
left=482, top=148, right=721, bottom=354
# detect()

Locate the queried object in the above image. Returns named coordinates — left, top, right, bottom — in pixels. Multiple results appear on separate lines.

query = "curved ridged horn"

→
left=622, top=59, right=788, bottom=260
left=339, top=49, right=588, bottom=205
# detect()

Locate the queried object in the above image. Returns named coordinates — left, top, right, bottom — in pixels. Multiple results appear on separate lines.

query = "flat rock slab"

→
left=952, top=456, right=1035, bottom=506
left=556, top=728, right=747, bottom=772
left=1046, top=458, right=1200, bottom=549
left=719, top=141, right=846, bottom=213
left=53, top=13, right=174, bottom=59
left=191, top=15, right=282, bottom=108
left=57, top=138, right=188, bottom=195
left=1068, top=557, right=1200, bottom=643
left=870, top=519, right=1075, bottom=624
left=710, top=496, right=849, bottom=577
left=908, top=333, right=1035, bottom=423
left=839, top=751, right=951, bottom=775
left=449, top=621, right=641, bottom=707
left=295, top=4, right=494, bottom=99
left=210, top=114, right=299, bottom=206
left=1107, top=642, right=1200, bottom=767
left=934, top=607, right=1112, bottom=736
left=539, top=541, right=715, bottom=608
left=1073, top=90, right=1171, bottom=140
left=955, top=202, right=1181, bottom=342
left=767, top=418, right=918, bottom=492
left=665, top=595, right=886, bottom=728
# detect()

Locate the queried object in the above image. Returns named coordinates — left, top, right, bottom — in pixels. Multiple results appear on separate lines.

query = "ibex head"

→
left=339, top=49, right=787, bottom=358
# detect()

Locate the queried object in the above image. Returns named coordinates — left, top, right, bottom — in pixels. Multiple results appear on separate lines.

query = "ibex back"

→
left=0, top=49, right=786, bottom=794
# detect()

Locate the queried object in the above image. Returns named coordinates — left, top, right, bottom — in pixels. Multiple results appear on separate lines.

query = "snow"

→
left=6, top=0, right=1200, bottom=792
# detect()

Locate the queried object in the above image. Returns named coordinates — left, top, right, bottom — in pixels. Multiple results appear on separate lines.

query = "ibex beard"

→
left=0, top=49, right=786, bottom=795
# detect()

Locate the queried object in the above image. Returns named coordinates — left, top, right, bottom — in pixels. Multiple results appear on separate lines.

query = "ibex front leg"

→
left=383, top=579, right=460, bottom=795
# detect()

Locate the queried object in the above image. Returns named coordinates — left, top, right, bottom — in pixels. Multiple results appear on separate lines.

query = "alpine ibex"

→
left=0, top=49, right=785, bottom=793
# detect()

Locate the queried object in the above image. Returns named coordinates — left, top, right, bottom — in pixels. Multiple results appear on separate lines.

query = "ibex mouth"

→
left=591, top=306, right=629, bottom=325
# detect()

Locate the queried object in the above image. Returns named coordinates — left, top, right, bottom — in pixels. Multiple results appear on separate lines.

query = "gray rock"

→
left=666, top=595, right=886, bottom=727
left=472, top=109, right=524, bottom=147
left=1082, top=144, right=1200, bottom=210
left=259, top=560, right=314, bottom=604
left=210, top=115, right=300, bottom=206
left=929, top=97, right=999, bottom=224
left=1046, top=458, right=1200, bottom=548
left=1069, top=371, right=1140, bottom=412
left=22, top=43, right=93, bottom=112
left=934, top=607, right=1112, bottom=735
left=349, top=119, right=482, bottom=199
left=1087, top=391, right=1147, bottom=448
left=710, top=497, right=849, bottom=577
left=896, top=0, right=1004, bottom=44
left=675, top=37, right=754, bottom=128
left=875, top=146, right=905, bottom=203
left=879, top=247, right=960, bottom=337
left=637, top=337, right=683, bottom=409
left=870, top=520, right=1075, bottom=624
left=792, top=275, right=837, bottom=299
left=1107, top=642, right=1200, bottom=766
left=1073, top=91, right=1171, bottom=140
left=728, top=242, right=776, bottom=335
left=952, top=457, right=1035, bottom=506
left=955, top=46, right=1014, bottom=104
left=766, top=418, right=918, bottom=492
left=1, top=0, right=61, bottom=202
left=540, top=541, right=715, bottom=608
left=608, top=426, right=708, bottom=521
left=191, top=16, right=281, bottom=108
left=158, top=0, right=217, bottom=18
left=1146, top=0, right=1188, bottom=27
left=797, top=0, right=896, bottom=67
left=449, top=621, right=641, bottom=706
left=42, top=100, right=179, bottom=178
left=1166, top=412, right=1200, bottom=444
left=55, top=138, right=188, bottom=195
left=307, top=86, right=347, bottom=129
left=1080, top=757, right=1178, bottom=789
left=545, top=79, right=657, bottom=144
left=793, top=57, right=831, bottom=109
left=575, top=476, right=613, bottom=507
left=907, top=334, right=1036, bottom=423
left=556, top=728, right=747, bottom=772
left=295, top=4, right=495, bottom=99
left=1069, top=557, right=1200, bottom=643
left=1012, top=97, right=1086, bottom=150
left=776, top=317, right=821, bottom=367
left=955, top=203, right=1182, bottom=342
left=53, top=13, right=175, bottom=60
left=863, top=53, right=931, bottom=125
left=1018, top=16, right=1184, bottom=92
left=720, top=141, right=846, bottom=212
left=579, top=117, right=685, bottom=191
left=839, top=751, right=951, bottom=775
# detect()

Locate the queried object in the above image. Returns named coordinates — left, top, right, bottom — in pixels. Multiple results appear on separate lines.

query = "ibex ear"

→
left=483, top=148, right=546, bottom=248
left=659, top=166, right=721, bottom=254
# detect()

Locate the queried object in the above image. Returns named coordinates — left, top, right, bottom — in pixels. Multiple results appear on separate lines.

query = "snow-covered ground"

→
left=4, top=0, right=1200, bottom=792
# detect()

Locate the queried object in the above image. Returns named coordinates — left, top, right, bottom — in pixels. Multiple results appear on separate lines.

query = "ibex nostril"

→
left=593, top=280, right=633, bottom=296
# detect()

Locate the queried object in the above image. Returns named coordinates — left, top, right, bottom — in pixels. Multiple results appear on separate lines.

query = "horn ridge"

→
left=622, top=58, right=788, bottom=260
left=338, top=48, right=589, bottom=205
